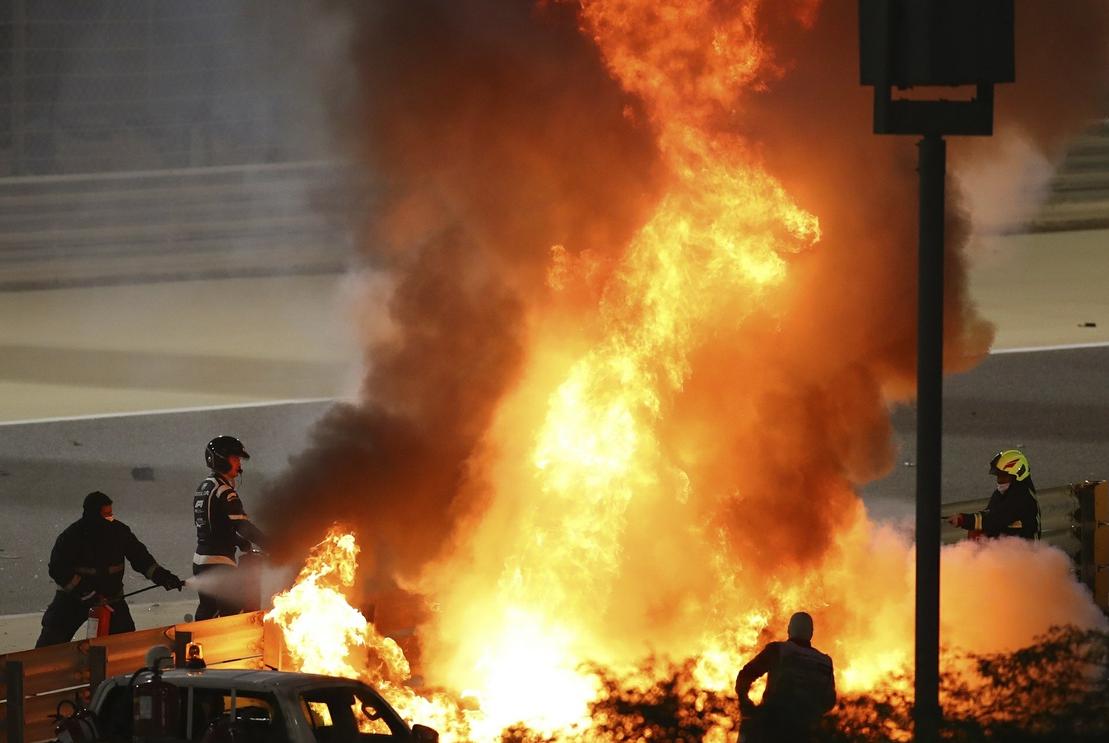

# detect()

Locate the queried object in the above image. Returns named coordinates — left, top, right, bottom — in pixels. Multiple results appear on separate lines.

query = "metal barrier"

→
left=1075, top=482, right=1109, bottom=614
left=942, top=480, right=1109, bottom=612
left=0, top=589, right=424, bottom=741
left=0, top=612, right=263, bottom=743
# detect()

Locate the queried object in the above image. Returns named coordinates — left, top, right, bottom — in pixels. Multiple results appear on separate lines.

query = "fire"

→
left=267, top=530, right=474, bottom=738
left=265, top=2, right=1107, bottom=741
left=417, top=0, right=831, bottom=733
left=267, top=529, right=1101, bottom=740
left=267, top=532, right=382, bottom=681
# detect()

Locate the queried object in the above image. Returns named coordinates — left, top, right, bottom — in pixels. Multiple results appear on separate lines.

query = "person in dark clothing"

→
left=192, top=436, right=267, bottom=620
left=36, top=491, right=184, bottom=647
left=735, top=612, right=836, bottom=743
left=948, top=449, right=1040, bottom=539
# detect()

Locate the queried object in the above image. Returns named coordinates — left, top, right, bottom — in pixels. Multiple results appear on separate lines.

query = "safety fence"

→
left=0, top=612, right=264, bottom=743
left=0, top=587, right=425, bottom=743
left=942, top=480, right=1109, bottom=612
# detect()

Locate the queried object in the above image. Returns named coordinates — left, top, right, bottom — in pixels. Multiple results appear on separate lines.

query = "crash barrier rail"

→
left=941, top=480, right=1109, bottom=613
left=0, top=585, right=425, bottom=743
left=0, top=611, right=264, bottom=743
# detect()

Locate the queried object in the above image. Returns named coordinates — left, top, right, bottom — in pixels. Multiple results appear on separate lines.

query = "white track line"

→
left=990, top=340, right=1109, bottom=355
left=0, top=397, right=339, bottom=427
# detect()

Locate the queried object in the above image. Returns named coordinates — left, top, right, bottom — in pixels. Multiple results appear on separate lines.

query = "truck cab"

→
left=88, top=668, right=439, bottom=743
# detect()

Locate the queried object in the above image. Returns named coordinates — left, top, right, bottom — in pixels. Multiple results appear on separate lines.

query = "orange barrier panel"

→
left=0, top=643, right=88, bottom=703
left=1, top=688, right=88, bottom=743
left=0, top=612, right=265, bottom=742
left=1078, top=481, right=1109, bottom=611
left=94, top=628, right=174, bottom=679
left=175, top=612, right=264, bottom=665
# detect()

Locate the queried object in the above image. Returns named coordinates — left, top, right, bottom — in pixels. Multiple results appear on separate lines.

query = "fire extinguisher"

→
left=87, top=584, right=162, bottom=640
left=131, top=661, right=181, bottom=742
left=86, top=600, right=113, bottom=639
left=52, top=699, right=101, bottom=743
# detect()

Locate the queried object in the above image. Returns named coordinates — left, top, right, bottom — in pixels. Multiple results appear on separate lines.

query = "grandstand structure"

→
left=0, top=2, right=1104, bottom=290
left=0, top=0, right=353, bottom=289
left=1031, top=118, right=1109, bottom=233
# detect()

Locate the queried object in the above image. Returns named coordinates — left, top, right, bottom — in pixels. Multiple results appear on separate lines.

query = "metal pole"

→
left=914, top=132, right=945, bottom=743
left=88, top=644, right=108, bottom=698
left=11, top=0, right=26, bottom=175
left=5, top=660, right=25, bottom=743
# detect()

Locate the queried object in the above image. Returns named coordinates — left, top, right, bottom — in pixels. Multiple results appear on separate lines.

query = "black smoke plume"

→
left=260, top=0, right=661, bottom=581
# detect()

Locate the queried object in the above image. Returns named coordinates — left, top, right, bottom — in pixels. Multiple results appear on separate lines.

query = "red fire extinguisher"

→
left=131, top=662, right=181, bottom=742
left=52, top=699, right=101, bottom=743
left=87, top=584, right=163, bottom=639
left=86, top=601, right=113, bottom=639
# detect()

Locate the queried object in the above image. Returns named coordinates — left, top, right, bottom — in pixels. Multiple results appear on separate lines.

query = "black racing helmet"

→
left=205, top=435, right=250, bottom=473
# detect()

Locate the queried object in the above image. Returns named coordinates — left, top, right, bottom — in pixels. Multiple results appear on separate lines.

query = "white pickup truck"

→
left=86, top=667, right=440, bottom=743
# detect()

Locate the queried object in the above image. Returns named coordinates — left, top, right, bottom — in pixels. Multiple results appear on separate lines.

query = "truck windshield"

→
left=300, top=685, right=407, bottom=741
left=191, top=690, right=281, bottom=741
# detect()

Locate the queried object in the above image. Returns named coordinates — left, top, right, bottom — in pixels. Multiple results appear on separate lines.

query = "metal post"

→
left=914, top=132, right=946, bottom=743
left=187, top=687, right=195, bottom=739
left=11, top=0, right=26, bottom=175
left=88, top=644, right=108, bottom=698
left=5, top=660, right=25, bottom=743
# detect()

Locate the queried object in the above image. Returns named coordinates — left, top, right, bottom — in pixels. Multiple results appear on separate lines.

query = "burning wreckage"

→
left=15, top=1, right=1109, bottom=742
left=244, top=2, right=1109, bottom=739
left=60, top=513, right=1109, bottom=743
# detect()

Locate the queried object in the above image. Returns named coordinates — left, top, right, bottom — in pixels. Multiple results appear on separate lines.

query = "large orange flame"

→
left=266, top=2, right=1106, bottom=741
left=267, top=530, right=479, bottom=738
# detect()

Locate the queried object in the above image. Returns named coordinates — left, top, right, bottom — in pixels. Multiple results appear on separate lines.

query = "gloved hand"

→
left=152, top=567, right=185, bottom=591
left=947, top=513, right=967, bottom=528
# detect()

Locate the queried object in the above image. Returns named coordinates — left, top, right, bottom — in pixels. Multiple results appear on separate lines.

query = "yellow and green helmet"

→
left=989, top=449, right=1030, bottom=481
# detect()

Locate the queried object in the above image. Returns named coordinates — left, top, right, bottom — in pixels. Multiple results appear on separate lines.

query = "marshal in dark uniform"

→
left=192, top=436, right=267, bottom=620
left=37, top=491, right=183, bottom=647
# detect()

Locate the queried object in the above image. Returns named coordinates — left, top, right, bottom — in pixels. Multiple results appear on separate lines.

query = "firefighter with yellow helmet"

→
left=948, top=449, right=1040, bottom=539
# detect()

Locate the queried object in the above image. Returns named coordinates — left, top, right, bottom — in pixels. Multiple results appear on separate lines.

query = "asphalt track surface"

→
left=862, top=344, right=1109, bottom=522
left=1, top=345, right=1106, bottom=616
left=0, top=400, right=332, bottom=616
